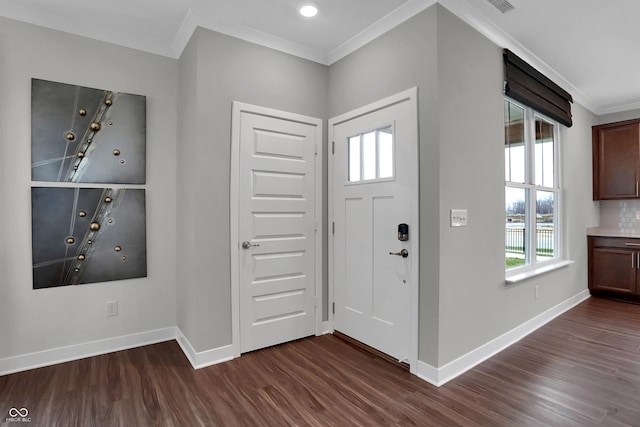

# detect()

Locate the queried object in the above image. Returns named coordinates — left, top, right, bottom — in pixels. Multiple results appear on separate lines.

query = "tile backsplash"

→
left=599, top=200, right=640, bottom=234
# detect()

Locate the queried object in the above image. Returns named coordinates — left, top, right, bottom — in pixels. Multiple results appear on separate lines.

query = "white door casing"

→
left=231, top=102, right=323, bottom=355
left=329, top=88, right=419, bottom=372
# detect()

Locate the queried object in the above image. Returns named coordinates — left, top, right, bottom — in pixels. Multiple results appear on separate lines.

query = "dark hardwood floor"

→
left=2, top=296, right=640, bottom=426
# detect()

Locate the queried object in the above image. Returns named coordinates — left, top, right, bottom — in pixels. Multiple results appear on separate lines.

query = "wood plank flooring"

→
left=2, top=296, right=640, bottom=426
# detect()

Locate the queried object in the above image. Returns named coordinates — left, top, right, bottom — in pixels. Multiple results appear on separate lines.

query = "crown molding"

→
left=327, top=0, right=437, bottom=65
left=0, top=8, right=177, bottom=59
left=437, top=0, right=598, bottom=113
left=171, top=8, right=198, bottom=59
left=595, top=100, right=640, bottom=116
left=186, top=18, right=328, bottom=64
left=0, top=0, right=636, bottom=113
left=324, top=0, right=606, bottom=114
left=168, top=0, right=627, bottom=114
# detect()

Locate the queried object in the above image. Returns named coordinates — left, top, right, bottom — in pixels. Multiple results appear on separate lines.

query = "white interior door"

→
left=330, top=88, right=418, bottom=367
left=233, top=104, right=321, bottom=354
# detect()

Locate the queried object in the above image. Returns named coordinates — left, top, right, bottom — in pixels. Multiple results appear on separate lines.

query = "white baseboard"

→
left=317, top=321, right=333, bottom=336
left=175, top=327, right=234, bottom=369
left=0, top=326, right=238, bottom=376
left=417, top=290, right=590, bottom=387
left=0, top=327, right=177, bottom=376
left=0, top=290, right=590, bottom=380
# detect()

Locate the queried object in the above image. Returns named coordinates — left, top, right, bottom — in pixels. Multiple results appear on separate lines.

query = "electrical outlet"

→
left=636, top=211, right=640, bottom=220
left=106, top=301, right=118, bottom=317
left=450, top=209, right=468, bottom=227
left=534, top=285, right=539, bottom=300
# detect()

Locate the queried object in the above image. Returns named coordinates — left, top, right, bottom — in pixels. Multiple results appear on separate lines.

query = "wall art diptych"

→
left=31, top=79, right=146, bottom=184
left=30, top=78, right=148, bottom=289
left=31, top=187, right=147, bottom=289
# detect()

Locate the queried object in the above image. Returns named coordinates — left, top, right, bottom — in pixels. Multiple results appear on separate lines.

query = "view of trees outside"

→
left=505, top=192, right=554, bottom=219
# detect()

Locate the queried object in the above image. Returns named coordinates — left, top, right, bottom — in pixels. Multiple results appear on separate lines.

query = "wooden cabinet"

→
left=592, top=118, right=640, bottom=200
left=588, top=236, right=640, bottom=302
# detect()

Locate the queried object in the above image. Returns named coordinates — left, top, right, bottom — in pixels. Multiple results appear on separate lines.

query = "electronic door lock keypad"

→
left=398, top=223, right=409, bottom=241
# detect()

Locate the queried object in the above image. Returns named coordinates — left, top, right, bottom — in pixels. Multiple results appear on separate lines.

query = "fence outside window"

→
left=505, top=227, right=554, bottom=256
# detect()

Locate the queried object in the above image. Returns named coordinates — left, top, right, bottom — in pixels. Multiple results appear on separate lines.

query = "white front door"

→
left=330, top=88, right=419, bottom=368
left=232, top=103, right=322, bottom=354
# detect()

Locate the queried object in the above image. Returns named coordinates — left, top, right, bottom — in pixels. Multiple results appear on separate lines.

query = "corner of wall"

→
left=175, top=327, right=235, bottom=370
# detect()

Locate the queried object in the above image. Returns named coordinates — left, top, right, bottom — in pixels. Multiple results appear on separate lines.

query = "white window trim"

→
left=506, top=259, right=574, bottom=284
left=505, top=98, right=567, bottom=282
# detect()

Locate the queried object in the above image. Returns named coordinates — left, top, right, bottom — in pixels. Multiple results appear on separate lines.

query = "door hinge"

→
left=315, top=143, right=318, bottom=156
left=332, top=302, right=335, bottom=314
left=332, top=141, right=335, bottom=154
left=332, top=222, right=335, bottom=234
left=314, top=221, right=318, bottom=232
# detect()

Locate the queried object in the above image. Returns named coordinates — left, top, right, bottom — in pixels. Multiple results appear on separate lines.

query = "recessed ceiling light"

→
left=299, top=4, right=318, bottom=18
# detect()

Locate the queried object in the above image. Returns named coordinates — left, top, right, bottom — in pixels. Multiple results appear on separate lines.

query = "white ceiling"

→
left=1, top=0, right=639, bottom=115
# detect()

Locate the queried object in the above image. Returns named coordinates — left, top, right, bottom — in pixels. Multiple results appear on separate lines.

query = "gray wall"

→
left=329, top=5, right=598, bottom=367
left=0, top=3, right=601, bottom=371
left=436, top=7, right=597, bottom=365
left=436, top=7, right=504, bottom=364
left=176, top=28, right=329, bottom=352
left=0, top=18, right=178, bottom=359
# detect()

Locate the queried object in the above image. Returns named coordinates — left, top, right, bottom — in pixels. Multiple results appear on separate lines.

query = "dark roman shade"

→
left=503, top=49, right=573, bottom=127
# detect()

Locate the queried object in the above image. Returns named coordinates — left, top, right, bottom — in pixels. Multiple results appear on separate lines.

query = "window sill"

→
left=505, top=260, right=574, bottom=284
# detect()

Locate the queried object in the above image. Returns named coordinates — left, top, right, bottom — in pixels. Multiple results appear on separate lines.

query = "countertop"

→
left=587, top=227, right=640, bottom=238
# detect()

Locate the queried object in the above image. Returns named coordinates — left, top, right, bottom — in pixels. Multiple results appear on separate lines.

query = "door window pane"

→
left=347, top=126, right=394, bottom=183
left=348, top=136, right=361, bottom=182
left=362, top=131, right=376, bottom=180
left=379, top=127, right=393, bottom=179
left=505, top=101, right=525, bottom=183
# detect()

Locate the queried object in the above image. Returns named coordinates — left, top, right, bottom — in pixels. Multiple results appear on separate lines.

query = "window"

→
left=505, top=99, right=561, bottom=271
left=348, top=126, right=394, bottom=182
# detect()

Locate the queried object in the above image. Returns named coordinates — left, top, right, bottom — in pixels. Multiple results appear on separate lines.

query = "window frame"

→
left=505, top=97, right=563, bottom=274
left=346, top=124, right=396, bottom=185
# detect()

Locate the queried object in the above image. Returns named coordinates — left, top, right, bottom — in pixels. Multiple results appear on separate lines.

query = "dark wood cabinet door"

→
left=593, top=121, right=640, bottom=200
left=589, top=247, right=637, bottom=294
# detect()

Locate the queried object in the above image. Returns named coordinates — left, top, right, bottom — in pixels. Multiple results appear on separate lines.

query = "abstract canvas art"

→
left=31, top=79, right=146, bottom=184
left=31, top=187, right=147, bottom=289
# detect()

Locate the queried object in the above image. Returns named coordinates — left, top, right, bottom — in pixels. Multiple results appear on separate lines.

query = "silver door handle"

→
left=389, top=249, right=409, bottom=258
left=241, top=241, right=260, bottom=249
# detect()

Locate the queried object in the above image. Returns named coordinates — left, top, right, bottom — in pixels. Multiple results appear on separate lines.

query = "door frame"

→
left=328, top=88, right=419, bottom=373
left=230, top=101, right=324, bottom=358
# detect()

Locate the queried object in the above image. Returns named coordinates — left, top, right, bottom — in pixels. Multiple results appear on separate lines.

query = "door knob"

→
left=241, top=241, right=260, bottom=249
left=389, top=249, right=409, bottom=258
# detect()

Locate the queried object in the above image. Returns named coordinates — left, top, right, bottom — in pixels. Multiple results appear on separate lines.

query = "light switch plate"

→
left=106, top=301, right=118, bottom=317
left=451, top=209, right=468, bottom=227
